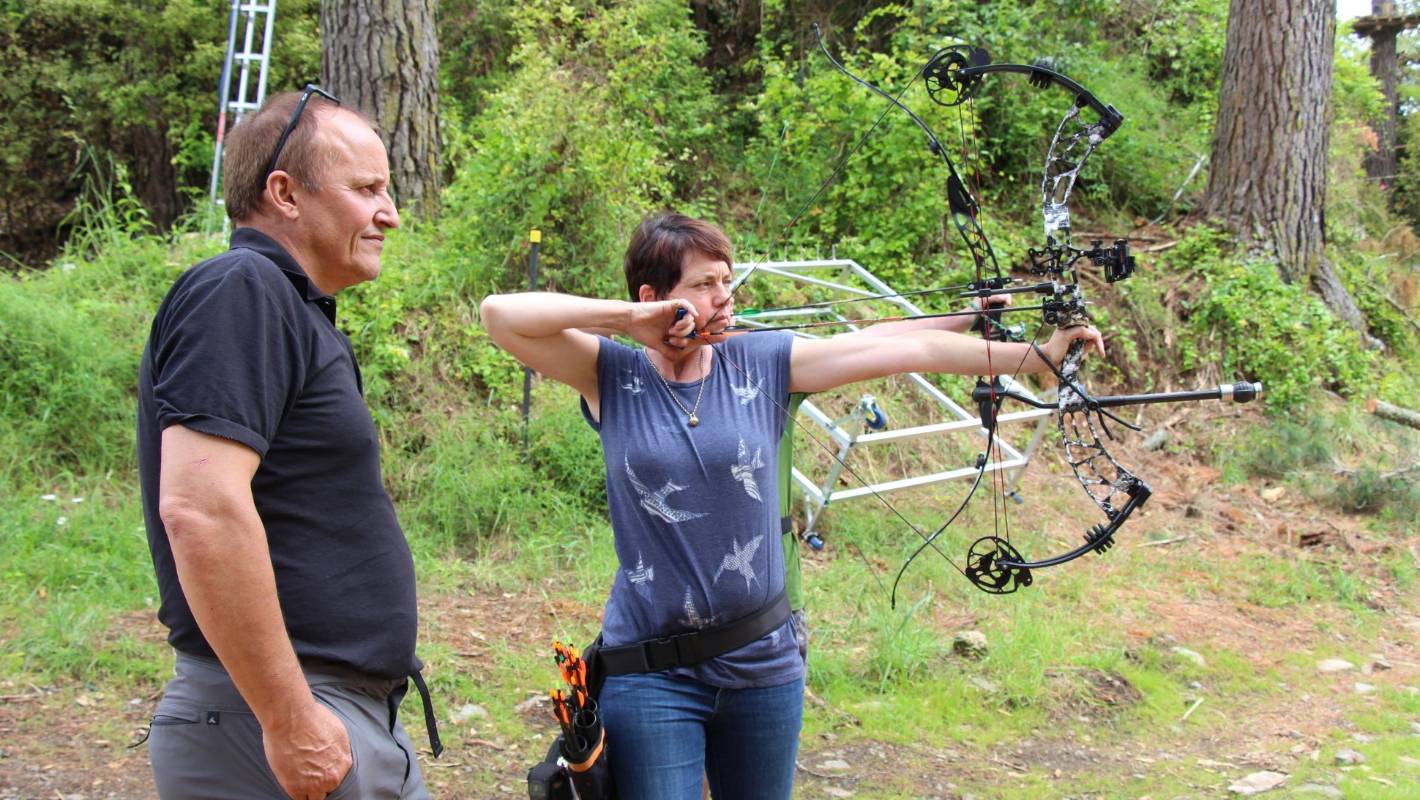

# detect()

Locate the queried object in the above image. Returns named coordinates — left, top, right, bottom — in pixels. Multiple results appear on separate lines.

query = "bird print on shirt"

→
left=730, top=438, right=765, bottom=501
left=732, top=369, right=760, bottom=405
left=679, top=586, right=719, bottom=630
left=713, top=534, right=764, bottom=591
left=624, top=454, right=706, bottom=524
left=626, top=551, right=655, bottom=601
left=619, top=370, right=645, bottom=396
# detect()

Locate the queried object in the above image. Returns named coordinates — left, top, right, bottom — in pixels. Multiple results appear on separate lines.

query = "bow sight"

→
left=1030, top=238, right=1137, bottom=283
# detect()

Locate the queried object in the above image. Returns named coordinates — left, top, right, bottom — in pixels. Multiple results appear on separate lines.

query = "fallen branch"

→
left=1148, top=151, right=1209, bottom=225
left=1330, top=459, right=1420, bottom=481
left=0, top=693, right=41, bottom=703
left=794, top=760, right=847, bottom=780
left=1382, top=294, right=1420, bottom=334
left=1368, top=398, right=1420, bottom=431
left=1138, top=534, right=1191, bottom=548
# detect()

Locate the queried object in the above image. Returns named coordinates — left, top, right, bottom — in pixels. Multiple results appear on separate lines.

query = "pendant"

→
left=688, top=414, right=699, bottom=427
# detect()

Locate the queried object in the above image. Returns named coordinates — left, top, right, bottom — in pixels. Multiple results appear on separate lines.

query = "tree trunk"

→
left=320, top=0, right=442, bottom=220
left=128, top=123, right=180, bottom=232
left=1364, top=1, right=1401, bottom=184
left=1205, top=0, right=1369, bottom=334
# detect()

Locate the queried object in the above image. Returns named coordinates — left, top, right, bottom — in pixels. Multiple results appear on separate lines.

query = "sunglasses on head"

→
left=264, top=84, right=341, bottom=179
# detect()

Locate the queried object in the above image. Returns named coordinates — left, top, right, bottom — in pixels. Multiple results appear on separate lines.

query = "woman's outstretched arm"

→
left=788, top=324, right=1105, bottom=395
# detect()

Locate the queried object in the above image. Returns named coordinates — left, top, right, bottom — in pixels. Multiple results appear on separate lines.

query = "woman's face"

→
left=667, top=252, right=735, bottom=333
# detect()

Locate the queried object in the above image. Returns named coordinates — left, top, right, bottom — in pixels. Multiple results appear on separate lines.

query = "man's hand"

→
left=1038, top=325, right=1106, bottom=369
left=263, top=701, right=352, bottom=800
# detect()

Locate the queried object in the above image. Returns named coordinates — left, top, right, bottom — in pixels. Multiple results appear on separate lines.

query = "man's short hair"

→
left=624, top=213, right=734, bottom=301
left=221, top=91, right=374, bottom=222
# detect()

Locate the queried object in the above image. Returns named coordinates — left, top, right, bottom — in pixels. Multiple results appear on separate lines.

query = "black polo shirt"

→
left=137, top=227, right=418, bottom=680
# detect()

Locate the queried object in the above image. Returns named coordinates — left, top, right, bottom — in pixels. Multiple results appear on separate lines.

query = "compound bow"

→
left=731, top=26, right=1264, bottom=596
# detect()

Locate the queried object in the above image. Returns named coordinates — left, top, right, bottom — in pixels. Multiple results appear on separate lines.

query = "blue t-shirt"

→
left=580, top=332, right=803, bottom=688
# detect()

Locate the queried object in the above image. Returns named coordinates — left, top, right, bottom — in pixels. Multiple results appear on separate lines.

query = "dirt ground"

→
left=2, top=441, right=1417, bottom=799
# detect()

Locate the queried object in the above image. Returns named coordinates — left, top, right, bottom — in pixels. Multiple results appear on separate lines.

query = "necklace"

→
left=647, top=347, right=709, bottom=427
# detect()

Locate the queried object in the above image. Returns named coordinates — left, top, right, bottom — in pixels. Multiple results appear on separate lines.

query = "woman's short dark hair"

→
left=624, top=213, right=734, bottom=301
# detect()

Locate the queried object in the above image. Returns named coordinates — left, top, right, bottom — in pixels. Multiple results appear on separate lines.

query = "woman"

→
left=480, top=213, right=1103, bottom=799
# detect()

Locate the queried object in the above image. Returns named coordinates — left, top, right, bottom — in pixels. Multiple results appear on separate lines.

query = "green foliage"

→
left=1218, top=417, right=1332, bottom=483
left=0, top=157, right=221, bottom=484
left=0, top=0, right=320, bottom=260
left=1329, top=465, right=1420, bottom=518
left=1122, top=0, right=1228, bottom=108
left=1242, top=553, right=1370, bottom=610
left=738, top=0, right=1220, bottom=293
left=1217, top=409, right=1420, bottom=523
left=441, top=0, right=726, bottom=300
left=0, top=278, right=137, bottom=479
left=1169, top=227, right=1373, bottom=409
left=1329, top=35, right=1390, bottom=244
left=59, top=147, right=156, bottom=259
left=437, top=0, right=520, bottom=122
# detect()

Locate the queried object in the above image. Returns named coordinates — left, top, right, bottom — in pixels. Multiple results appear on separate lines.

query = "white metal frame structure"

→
left=731, top=259, right=1055, bottom=542
left=208, top=0, right=279, bottom=204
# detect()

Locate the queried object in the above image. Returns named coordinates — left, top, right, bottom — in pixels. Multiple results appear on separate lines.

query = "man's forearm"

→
left=164, top=501, right=316, bottom=730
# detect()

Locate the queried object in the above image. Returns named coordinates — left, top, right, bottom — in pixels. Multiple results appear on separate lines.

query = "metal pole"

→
left=255, top=0, right=278, bottom=105
left=209, top=0, right=242, bottom=203
left=521, top=229, right=541, bottom=452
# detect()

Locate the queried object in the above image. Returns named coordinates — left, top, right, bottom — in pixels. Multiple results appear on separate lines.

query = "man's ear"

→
left=265, top=172, right=300, bottom=220
left=636, top=284, right=659, bottom=304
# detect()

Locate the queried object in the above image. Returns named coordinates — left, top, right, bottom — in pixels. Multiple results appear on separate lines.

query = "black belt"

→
left=597, top=590, right=791, bottom=676
left=409, top=668, right=443, bottom=757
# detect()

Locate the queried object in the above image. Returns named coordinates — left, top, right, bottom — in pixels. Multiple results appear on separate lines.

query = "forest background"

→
left=2, top=0, right=1419, bottom=798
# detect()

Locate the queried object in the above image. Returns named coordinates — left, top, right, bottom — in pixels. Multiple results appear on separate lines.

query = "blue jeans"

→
left=599, top=671, right=804, bottom=800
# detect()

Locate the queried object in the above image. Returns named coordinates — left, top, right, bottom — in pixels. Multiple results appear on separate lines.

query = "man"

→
left=137, top=87, right=437, bottom=799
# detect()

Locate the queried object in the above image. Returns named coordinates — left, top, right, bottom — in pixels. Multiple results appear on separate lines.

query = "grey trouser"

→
left=147, top=652, right=428, bottom=799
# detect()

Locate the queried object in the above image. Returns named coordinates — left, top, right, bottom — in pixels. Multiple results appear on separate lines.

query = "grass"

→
left=3, top=217, right=1419, bottom=797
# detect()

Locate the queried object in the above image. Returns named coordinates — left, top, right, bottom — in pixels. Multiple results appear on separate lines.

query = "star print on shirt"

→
left=625, top=454, right=706, bottom=524
left=713, top=534, right=764, bottom=591
left=730, top=438, right=765, bottom=501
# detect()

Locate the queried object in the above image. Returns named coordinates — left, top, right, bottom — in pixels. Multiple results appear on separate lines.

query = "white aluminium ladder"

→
left=731, top=259, right=1056, bottom=545
left=208, top=0, right=279, bottom=204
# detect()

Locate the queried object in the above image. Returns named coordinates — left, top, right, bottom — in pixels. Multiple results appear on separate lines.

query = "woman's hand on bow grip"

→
left=627, top=299, right=701, bottom=359
left=1039, top=325, right=1106, bottom=368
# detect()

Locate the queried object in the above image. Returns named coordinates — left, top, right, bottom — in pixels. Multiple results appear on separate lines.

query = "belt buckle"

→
left=642, top=635, right=680, bottom=670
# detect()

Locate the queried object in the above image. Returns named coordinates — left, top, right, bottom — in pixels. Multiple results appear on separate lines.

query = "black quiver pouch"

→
left=526, top=591, right=788, bottom=799
left=527, top=637, right=615, bottom=800
left=526, top=737, right=573, bottom=800
left=560, top=697, right=613, bottom=799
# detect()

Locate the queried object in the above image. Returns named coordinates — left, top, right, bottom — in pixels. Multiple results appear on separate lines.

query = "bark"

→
left=320, top=0, right=442, bottom=220
left=128, top=123, right=180, bottom=231
left=1205, top=0, right=1369, bottom=333
left=1368, top=399, right=1420, bottom=431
